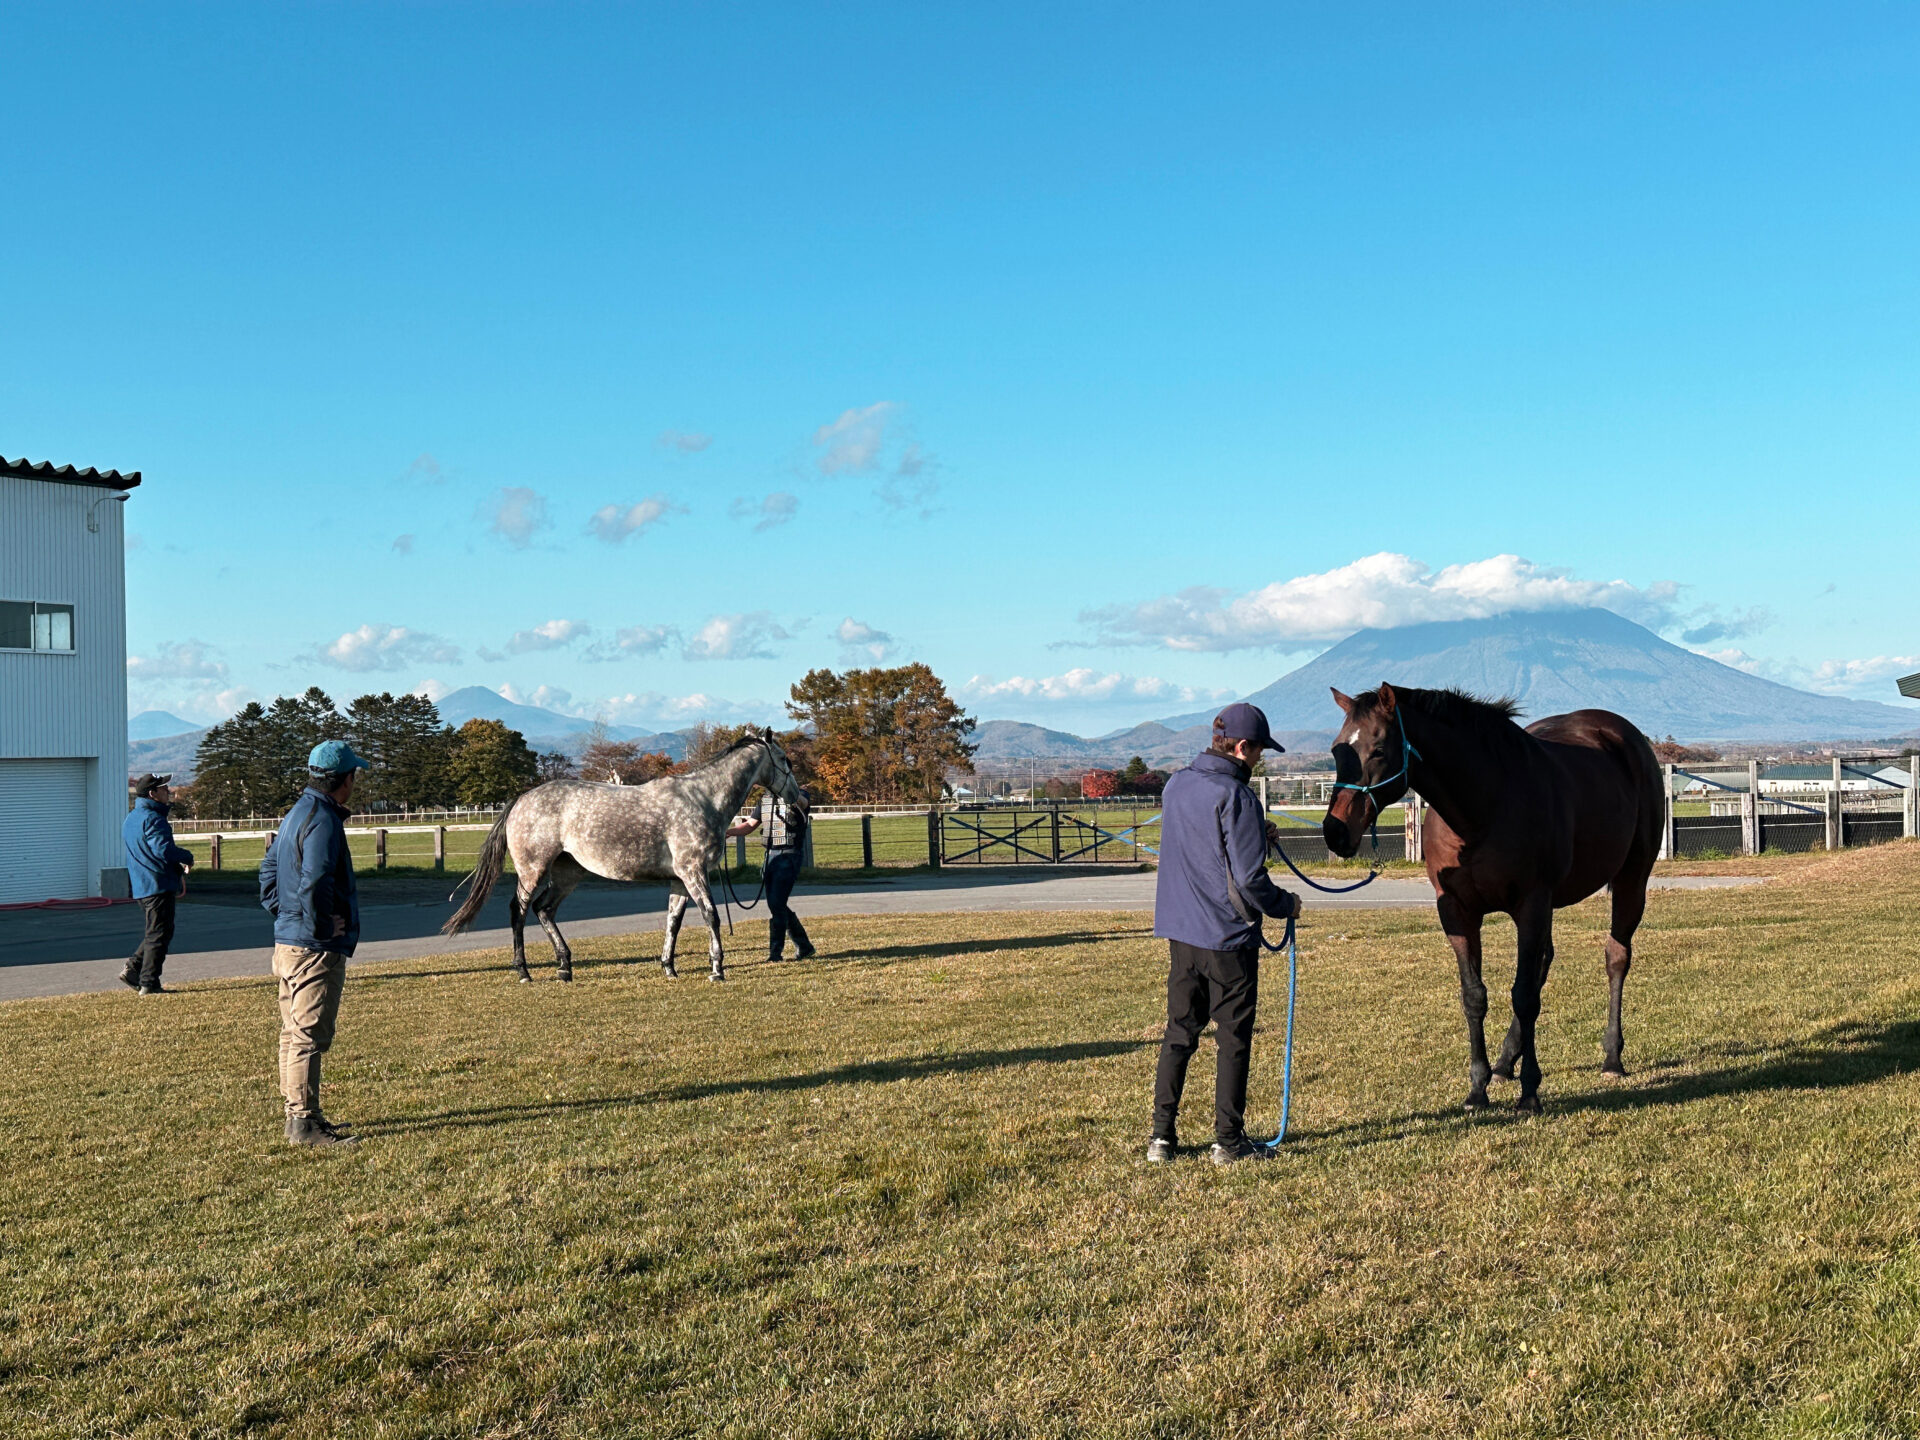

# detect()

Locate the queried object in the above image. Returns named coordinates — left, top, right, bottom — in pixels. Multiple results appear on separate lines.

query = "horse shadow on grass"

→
left=360, top=1037, right=1152, bottom=1137
left=1298, top=1016, right=1920, bottom=1151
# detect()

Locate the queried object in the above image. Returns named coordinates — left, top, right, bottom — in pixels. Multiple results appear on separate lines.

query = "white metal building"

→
left=0, top=455, right=140, bottom=903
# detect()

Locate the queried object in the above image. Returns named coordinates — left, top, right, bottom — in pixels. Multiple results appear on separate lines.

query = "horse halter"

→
left=1331, top=708, right=1422, bottom=808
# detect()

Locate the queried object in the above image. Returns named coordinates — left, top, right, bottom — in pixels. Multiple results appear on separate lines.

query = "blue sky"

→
left=6, top=3, right=1917, bottom=735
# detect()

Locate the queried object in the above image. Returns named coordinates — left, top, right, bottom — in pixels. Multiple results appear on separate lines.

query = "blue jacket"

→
left=259, top=787, right=360, bottom=955
left=1153, top=751, right=1299, bottom=951
left=123, top=797, right=193, bottom=899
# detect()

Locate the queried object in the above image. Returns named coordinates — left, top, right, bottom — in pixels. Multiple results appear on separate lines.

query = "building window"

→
left=0, top=601, right=75, bottom=652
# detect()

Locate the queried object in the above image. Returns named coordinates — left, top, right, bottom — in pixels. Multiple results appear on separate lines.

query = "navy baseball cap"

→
left=1212, top=702, right=1285, bottom=754
left=308, top=739, right=372, bottom=772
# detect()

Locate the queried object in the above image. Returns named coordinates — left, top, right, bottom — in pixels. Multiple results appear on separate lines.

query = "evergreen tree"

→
left=345, top=692, right=451, bottom=810
left=447, top=718, right=538, bottom=805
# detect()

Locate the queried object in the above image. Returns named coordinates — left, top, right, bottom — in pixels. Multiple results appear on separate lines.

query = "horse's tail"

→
left=442, top=794, right=521, bottom=935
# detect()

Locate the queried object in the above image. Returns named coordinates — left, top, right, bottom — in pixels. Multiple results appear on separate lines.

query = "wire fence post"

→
left=1908, top=754, right=1919, bottom=840
left=1743, top=760, right=1761, bottom=856
left=926, top=808, right=942, bottom=868
left=1828, top=756, right=1844, bottom=850
left=1049, top=803, right=1062, bottom=863
left=860, top=813, right=874, bottom=868
left=434, top=826, right=446, bottom=871
left=1404, top=793, right=1424, bottom=864
left=1659, top=763, right=1676, bottom=860
left=375, top=828, right=388, bottom=869
left=210, top=833, right=222, bottom=871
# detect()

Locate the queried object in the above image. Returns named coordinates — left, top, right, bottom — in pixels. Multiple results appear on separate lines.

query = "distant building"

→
left=0, top=455, right=140, bottom=903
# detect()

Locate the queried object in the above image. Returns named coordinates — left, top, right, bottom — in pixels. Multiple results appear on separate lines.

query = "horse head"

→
left=1323, top=683, right=1415, bottom=858
left=752, top=727, right=808, bottom=809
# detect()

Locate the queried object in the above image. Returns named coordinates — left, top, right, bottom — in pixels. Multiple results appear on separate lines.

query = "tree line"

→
left=177, top=663, right=980, bottom=818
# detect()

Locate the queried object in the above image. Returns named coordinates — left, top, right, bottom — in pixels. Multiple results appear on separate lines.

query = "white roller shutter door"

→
left=0, top=759, right=90, bottom=903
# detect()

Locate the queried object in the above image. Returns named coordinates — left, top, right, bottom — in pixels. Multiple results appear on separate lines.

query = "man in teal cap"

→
left=260, top=739, right=371, bottom=1148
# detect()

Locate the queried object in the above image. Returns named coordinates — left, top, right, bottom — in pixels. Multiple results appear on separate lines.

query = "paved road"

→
left=0, top=870, right=1763, bottom=1003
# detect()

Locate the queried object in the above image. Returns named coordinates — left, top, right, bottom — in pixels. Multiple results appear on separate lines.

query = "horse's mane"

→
left=1356, top=685, right=1522, bottom=730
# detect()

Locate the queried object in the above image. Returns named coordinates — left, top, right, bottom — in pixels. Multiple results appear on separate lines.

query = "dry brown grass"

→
left=3, top=844, right=1918, bottom=1437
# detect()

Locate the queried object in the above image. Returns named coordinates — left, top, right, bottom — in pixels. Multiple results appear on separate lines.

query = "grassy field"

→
left=4, top=846, right=1918, bottom=1437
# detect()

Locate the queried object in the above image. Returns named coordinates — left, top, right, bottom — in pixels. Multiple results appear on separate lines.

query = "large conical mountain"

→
left=1237, top=608, right=1918, bottom=741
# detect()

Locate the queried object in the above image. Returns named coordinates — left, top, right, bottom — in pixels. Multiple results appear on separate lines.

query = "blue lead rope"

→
left=1257, top=912, right=1299, bottom=1151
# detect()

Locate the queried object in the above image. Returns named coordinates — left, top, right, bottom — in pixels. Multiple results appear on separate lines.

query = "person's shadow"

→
left=358, top=1038, right=1151, bottom=1137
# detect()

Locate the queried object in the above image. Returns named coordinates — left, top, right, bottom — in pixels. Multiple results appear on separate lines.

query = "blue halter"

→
left=1330, top=707, right=1421, bottom=806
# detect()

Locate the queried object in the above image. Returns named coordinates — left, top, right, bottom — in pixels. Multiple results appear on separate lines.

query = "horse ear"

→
left=1330, top=688, right=1356, bottom=715
left=1377, top=683, right=1397, bottom=715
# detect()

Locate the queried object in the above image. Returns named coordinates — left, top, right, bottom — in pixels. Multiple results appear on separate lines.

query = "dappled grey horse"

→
left=443, top=730, right=805, bottom=982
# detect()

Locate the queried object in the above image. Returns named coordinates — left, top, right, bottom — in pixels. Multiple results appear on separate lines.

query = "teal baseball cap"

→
left=308, top=739, right=371, bottom=772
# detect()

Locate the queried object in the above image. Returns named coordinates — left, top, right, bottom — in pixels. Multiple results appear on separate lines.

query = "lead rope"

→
left=1257, top=912, right=1299, bottom=1151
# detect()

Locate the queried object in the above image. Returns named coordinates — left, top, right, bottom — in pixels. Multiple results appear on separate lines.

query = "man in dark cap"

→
left=1147, top=702, right=1302, bottom=1165
left=121, top=773, right=194, bottom=995
left=259, top=740, right=370, bottom=1148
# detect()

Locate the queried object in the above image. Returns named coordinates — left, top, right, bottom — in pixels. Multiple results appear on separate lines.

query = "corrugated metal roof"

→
left=0, top=455, right=142, bottom=489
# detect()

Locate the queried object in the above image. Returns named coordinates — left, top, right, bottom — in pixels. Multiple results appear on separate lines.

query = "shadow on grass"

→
left=823, top=928, right=1155, bottom=963
left=361, top=1037, right=1151, bottom=1136
left=1299, top=1016, right=1920, bottom=1151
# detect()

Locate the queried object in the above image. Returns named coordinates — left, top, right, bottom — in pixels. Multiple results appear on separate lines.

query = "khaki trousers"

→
left=274, top=943, right=345, bottom=1119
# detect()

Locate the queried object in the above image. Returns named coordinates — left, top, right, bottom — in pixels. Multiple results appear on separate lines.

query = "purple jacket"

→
left=1153, top=751, right=1299, bottom=951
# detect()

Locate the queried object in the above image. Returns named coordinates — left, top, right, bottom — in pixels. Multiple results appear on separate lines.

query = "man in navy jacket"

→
left=120, top=773, right=194, bottom=994
left=1149, top=703, right=1301, bottom=1165
left=260, top=739, right=369, bottom=1148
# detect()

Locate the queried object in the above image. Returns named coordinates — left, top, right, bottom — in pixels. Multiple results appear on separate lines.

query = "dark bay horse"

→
left=1323, top=684, right=1663, bottom=1113
left=442, top=730, right=805, bottom=983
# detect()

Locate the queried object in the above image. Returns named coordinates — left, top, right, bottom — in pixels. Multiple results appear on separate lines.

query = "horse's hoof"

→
left=1490, top=1064, right=1517, bottom=1081
left=1463, top=1092, right=1490, bottom=1112
left=557, top=971, right=573, bottom=984
left=1600, top=1063, right=1627, bottom=1080
left=514, top=972, right=531, bottom=985
left=709, top=972, right=726, bottom=983
left=1514, top=1095, right=1544, bottom=1116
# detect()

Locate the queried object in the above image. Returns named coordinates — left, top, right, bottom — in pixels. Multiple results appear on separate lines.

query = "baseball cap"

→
left=308, top=739, right=372, bottom=772
left=129, top=772, right=173, bottom=795
left=1212, top=702, right=1285, bottom=754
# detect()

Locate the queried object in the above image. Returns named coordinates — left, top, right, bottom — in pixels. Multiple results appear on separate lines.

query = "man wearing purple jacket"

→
left=1148, top=703, right=1302, bottom=1166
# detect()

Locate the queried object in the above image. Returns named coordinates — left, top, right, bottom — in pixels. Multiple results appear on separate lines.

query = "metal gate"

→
left=940, top=804, right=1159, bottom=865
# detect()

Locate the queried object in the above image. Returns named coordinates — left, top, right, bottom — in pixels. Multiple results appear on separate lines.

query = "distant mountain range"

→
left=969, top=607, right=1920, bottom=771
left=128, top=609, right=1920, bottom=784
left=127, top=687, right=690, bottom=782
left=1238, top=608, right=1918, bottom=741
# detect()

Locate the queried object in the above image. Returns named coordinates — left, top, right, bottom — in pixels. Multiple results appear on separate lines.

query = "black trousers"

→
left=765, top=850, right=811, bottom=956
left=1152, top=939, right=1260, bottom=1144
left=127, top=892, right=178, bottom=987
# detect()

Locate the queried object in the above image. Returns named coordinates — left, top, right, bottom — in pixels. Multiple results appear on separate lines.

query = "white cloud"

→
left=1086, top=553, right=1689, bottom=652
left=836, top=617, right=898, bottom=663
left=127, top=639, right=228, bottom=682
left=813, top=402, right=897, bottom=475
left=730, top=492, right=799, bottom=532
left=879, top=443, right=939, bottom=517
left=582, top=624, right=678, bottom=662
left=498, top=682, right=574, bottom=711
left=966, top=670, right=1236, bottom=705
left=588, top=494, right=683, bottom=543
left=126, top=641, right=254, bottom=724
left=485, top=487, right=549, bottom=548
left=657, top=430, right=712, bottom=454
left=1808, top=654, right=1920, bottom=694
left=405, top=453, right=444, bottom=483
left=503, top=618, right=590, bottom=655
left=588, top=690, right=782, bottom=728
left=312, top=623, right=462, bottom=673
left=413, top=678, right=454, bottom=703
left=683, top=611, right=792, bottom=661
left=392, top=534, right=415, bottom=555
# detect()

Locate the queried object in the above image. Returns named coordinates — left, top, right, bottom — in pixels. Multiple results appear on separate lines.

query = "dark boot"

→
left=286, top=1115, right=360, bottom=1148
left=767, top=921, right=785, bottom=963
left=118, top=962, right=141, bottom=990
left=788, top=917, right=815, bottom=961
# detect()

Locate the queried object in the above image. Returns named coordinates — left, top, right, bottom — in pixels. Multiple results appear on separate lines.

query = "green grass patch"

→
left=5, top=844, right=1919, bottom=1436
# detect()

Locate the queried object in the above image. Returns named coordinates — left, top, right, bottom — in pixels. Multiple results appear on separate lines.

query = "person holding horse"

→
left=1148, top=702, right=1302, bottom=1166
left=726, top=784, right=816, bottom=962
